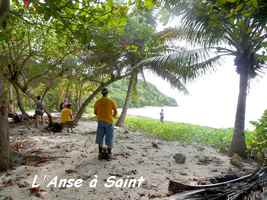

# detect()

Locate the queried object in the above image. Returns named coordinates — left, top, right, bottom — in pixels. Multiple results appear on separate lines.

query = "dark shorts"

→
left=96, top=121, right=114, bottom=146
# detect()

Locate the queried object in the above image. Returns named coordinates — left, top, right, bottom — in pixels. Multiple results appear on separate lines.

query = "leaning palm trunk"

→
left=0, top=80, right=9, bottom=171
left=74, top=78, right=119, bottom=123
left=74, top=87, right=102, bottom=123
left=13, top=84, right=29, bottom=119
left=230, top=64, right=249, bottom=157
left=116, top=75, right=134, bottom=127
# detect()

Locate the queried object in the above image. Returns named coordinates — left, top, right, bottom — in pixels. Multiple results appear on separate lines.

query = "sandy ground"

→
left=0, top=121, right=257, bottom=200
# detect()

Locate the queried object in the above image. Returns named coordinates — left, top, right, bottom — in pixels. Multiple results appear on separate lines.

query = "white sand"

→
left=0, top=121, right=256, bottom=200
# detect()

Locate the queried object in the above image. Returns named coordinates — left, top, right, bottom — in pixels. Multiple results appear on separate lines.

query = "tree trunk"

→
left=8, top=85, right=15, bottom=112
left=13, top=84, right=29, bottom=118
left=74, top=86, right=103, bottom=123
left=0, top=1, right=10, bottom=171
left=230, top=65, right=249, bottom=158
left=41, top=85, right=52, bottom=101
left=0, top=79, right=9, bottom=171
left=64, top=81, right=71, bottom=100
left=0, top=0, right=10, bottom=24
left=77, top=83, right=83, bottom=111
left=116, top=75, right=134, bottom=127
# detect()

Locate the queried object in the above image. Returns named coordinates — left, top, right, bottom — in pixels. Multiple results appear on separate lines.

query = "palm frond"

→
left=139, top=48, right=222, bottom=83
left=161, top=0, right=229, bottom=47
left=149, top=66, right=189, bottom=94
left=140, top=69, right=148, bottom=87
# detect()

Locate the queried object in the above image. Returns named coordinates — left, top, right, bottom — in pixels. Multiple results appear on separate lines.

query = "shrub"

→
left=250, top=109, right=267, bottom=156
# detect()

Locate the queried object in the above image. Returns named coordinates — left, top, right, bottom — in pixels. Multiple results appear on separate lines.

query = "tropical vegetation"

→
left=0, top=0, right=267, bottom=171
left=250, top=109, right=267, bottom=158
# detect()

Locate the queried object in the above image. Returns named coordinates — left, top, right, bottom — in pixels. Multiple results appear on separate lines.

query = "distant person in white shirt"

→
left=160, top=108, right=164, bottom=123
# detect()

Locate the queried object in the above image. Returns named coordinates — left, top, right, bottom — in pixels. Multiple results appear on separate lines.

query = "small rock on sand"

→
left=173, top=153, right=186, bottom=164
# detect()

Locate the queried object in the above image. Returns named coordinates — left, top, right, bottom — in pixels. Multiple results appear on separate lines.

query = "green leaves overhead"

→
left=163, top=0, right=267, bottom=54
left=144, top=0, right=154, bottom=9
left=12, top=0, right=129, bottom=45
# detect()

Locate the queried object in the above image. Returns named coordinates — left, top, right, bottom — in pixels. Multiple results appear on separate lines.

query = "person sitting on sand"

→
left=60, top=103, right=73, bottom=131
left=94, top=88, right=117, bottom=161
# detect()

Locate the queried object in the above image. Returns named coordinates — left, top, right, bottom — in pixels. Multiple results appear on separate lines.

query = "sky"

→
left=143, top=56, right=267, bottom=130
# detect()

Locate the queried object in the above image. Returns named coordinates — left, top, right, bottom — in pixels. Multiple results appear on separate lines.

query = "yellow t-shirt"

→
left=61, top=108, right=73, bottom=124
left=94, top=97, right=117, bottom=124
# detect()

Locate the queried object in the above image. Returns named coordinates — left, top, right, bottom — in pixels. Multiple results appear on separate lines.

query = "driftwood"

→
left=169, top=168, right=267, bottom=200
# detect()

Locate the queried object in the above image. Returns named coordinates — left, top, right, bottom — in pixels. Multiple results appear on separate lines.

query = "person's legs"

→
left=105, top=123, right=114, bottom=160
left=40, top=114, right=44, bottom=126
left=96, top=121, right=105, bottom=159
left=35, top=115, right=40, bottom=128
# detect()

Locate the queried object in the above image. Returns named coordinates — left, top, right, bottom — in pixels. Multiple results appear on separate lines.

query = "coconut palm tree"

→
left=115, top=11, right=192, bottom=127
left=115, top=38, right=220, bottom=127
left=152, top=0, right=267, bottom=157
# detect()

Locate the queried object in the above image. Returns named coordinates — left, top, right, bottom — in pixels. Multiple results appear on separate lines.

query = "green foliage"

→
left=126, top=116, right=253, bottom=153
left=108, top=79, right=177, bottom=107
left=249, top=110, right=267, bottom=154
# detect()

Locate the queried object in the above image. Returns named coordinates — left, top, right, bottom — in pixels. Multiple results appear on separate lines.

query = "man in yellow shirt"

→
left=94, top=88, right=117, bottom=160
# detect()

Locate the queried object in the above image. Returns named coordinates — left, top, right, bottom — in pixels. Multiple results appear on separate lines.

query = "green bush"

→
left=249, top=109, right=267, bottom=155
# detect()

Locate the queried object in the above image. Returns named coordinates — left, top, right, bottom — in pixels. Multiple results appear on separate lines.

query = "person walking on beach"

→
left=160, top=108, right=164, bottom=123
left=94, top=88, right=117, bottom=161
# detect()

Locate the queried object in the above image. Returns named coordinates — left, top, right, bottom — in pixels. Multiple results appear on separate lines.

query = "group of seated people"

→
left=8, top=97, right=75, bottom=132
left=37, top=99, right=75, bottom=132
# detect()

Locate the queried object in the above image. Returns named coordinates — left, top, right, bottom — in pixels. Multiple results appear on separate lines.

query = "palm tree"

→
left=116, top=11, right=193, bottom=127
left=116, top=72, right=137, bottom=127
left=115, top=44, right=211, bottom=127
left=154, top=0, right=267, bottom=157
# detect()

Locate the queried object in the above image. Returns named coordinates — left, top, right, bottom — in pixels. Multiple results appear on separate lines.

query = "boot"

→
left=98, top=145, right=103, bottom=160
left=106, top=147, right=112, bottom=161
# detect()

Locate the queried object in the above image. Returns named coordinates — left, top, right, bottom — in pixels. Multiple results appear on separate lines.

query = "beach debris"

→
left=168, top=168, right=267, bottom=200
left=65, top=169, right=78, bottom=174
left=152, top=142, right=159, bottom=149
left=197, top=155, right=213, bottom=165
left=29, top=187, right=48, bottom=199
left=230, top=153, right=242, bottom=168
